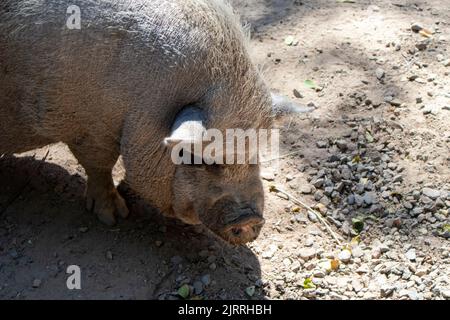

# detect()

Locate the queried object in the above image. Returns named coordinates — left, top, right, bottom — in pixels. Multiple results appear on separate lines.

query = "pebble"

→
left=352, top=247, right=365, bottom=258
left=405, top=249, right=417, bottom=262
left=262, top=244, right=278, bottom=259
left=376, top=68, right=385, bottom=80
left=315, top=203, right=327, bottom=215
left=193, top=281, right=204, bottom=295
left=300, top=185, right=313, bottom=194
left=304, top=237, right=314, bottom=247
left=293, top=89, right=303, bottom=98
left=299, top=248, right=316, bottom=261
left=411, top=23, right=423, bottom=32
left=380, top=284, right=395, bottom=297
left=442, top=290, right=450, bottom=300
left=32, top=279, right=42, bottom=288
left=422, top=188, right=441, bottom=199
left=371, top=248, right=382, bottom=259
left=308, top=211, right=319, bottom=223
left=352, top=279, right=363, bottom=293
left=363, top=192, right=378, bottom=205
left=201, top=274, right=211, bottom=286
left=316, top=141, right=329, bottom=149
left=356, top=265, right=369, bottom=274
left=261, top=169, right=275, bottom=181
left=338, top=250, right=352, bottom=263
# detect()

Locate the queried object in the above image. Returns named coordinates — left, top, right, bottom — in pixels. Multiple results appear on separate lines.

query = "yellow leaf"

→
left=330, top=259, right=340, bottom=271
left=351, top=235, right=361, bottom=245
left=419, top=29, right=433, bottom=38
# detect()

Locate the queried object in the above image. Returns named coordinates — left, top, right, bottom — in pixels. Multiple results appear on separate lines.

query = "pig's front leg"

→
left=69, top=144, right=129, bottom=226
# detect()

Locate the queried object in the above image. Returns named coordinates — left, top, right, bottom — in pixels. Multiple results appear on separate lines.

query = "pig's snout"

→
left=220, top=210, right=265, bottom=245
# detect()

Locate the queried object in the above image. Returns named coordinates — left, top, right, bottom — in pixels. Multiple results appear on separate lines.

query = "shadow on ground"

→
left=0, top=155, right=262, bottom=300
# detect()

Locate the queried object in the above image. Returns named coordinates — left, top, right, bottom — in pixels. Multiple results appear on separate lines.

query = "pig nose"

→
left=234, top=218, right=265, bottom=236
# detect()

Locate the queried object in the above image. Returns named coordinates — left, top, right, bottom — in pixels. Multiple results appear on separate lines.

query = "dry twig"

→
left=270, top=185, right=343, bottom=246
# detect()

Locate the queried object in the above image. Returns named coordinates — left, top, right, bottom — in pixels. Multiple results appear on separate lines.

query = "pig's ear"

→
left=164, top=106, right=207, bottom=148
left=271, top=92, right=316, bottom=118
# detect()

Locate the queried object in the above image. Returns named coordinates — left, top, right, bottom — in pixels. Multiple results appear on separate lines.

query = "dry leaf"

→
left=330, top=259, right=340, bottom=271
left=419, top=29, right=433, bottom=38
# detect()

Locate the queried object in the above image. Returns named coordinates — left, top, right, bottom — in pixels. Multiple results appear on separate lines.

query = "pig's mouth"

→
left=217, top=214, right=265, bottom=246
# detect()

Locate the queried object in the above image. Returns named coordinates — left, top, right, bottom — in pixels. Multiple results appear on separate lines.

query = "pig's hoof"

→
left=86, top=187, right=130, bottom=226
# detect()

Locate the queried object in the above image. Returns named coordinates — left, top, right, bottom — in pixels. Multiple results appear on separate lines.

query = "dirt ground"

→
left=0, top=0, right=449, bottom=300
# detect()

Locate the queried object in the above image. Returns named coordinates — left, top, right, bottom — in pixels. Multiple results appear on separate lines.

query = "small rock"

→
left=336, top=140, right=348, bottom=151
left=201, top=274, right=211, bottom=286
left=338, top=250, right=352, bottom=263
left=415, top=41, right=428, bottom=51
left=261, top=169, right=275, bottom=181
left=352, top=279, right=363, bottom=293
left=422, top=188, right=441, bottom=200
left=313, top=178, right=325, bottom=188
left=316, top=140, right=329, bottom=149
left=315, top=203, right=327, bottom=215
left=304, top=237, right=314, bottom=247
left=193, top=281, right=204, bottom=295
left=411, top=23, right=423, bottom=33
left=299, top=248, right=316, bottom=261
left=32, top=279, right=42, bottom=288
left=405, top=249, right=416, bottom=262
left=371, top=248, right=382, bottom=259
left=422, top=105, right=440, bottom=115
left=352, top=247, right=364, bottom=258
left=300, top=185, right=313, bottom=194
left=380, top=284, right=395, bottom=298
left=308, top=211, right=318, bottom=223
left=363, top=192, right=378, bottom=205
left=293, top=89, right=303, bottom=98
left=407, top=290, right=420, bottom=300
left=389, top=100, right=402, bottom=107
left=442, top=290, right=450, bottom=300
left=262, top=244, right=278, bottom=259
left=356, top=265, right=369, bottom=274
left=376, top=68, right=385, bottom=80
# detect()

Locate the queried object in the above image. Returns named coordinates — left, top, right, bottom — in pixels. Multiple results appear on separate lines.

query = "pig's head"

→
left=164, top=107, right=266, bottom=245
left=162, top=94, right=312, bottom=245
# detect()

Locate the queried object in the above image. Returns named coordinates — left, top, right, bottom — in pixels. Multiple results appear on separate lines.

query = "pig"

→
left=0, top=0, right=306, bottom=245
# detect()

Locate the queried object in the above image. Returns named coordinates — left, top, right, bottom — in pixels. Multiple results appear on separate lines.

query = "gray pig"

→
left=0, top=0, right=305, bottom=245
